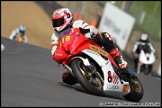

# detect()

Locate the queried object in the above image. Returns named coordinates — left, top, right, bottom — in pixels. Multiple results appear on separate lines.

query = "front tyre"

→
left=143, top=65, right=153, bottom=75
left=71, top=58, right=103, bottom=96
left=122, top=73, right=144, bottom=102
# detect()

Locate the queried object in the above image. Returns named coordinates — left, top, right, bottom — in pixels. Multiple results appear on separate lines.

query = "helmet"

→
left=52, top=8, right=73, bottom=32
left=19, top=25, right=26, bottom=33
left=140, top=33, right=149, bottom=42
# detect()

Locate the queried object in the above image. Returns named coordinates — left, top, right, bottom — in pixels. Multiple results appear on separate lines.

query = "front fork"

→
left=88, top=64, right=104, bottom=84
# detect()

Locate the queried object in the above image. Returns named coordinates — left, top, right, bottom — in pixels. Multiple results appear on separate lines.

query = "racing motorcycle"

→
left=15, top=36, right=24, bottom=43
left=59, top=28, right=144, bottom=102
left=136, top=48, right=156, bottom=75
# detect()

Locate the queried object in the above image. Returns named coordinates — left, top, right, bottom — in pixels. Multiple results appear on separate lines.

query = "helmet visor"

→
left=52, top=17, right=64, bottom=27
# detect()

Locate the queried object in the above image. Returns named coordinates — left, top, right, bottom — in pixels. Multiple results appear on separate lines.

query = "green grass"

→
left=98, top=1, right=161, bottom=41
left=129, top=1, right=161, bottom=41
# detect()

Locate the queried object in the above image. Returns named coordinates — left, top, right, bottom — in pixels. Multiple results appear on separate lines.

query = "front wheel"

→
left=143, top=65, right=153, bottom=75
left=122, top=73, right=144, bottom=102
left=70, top=58, right=104, bottom=96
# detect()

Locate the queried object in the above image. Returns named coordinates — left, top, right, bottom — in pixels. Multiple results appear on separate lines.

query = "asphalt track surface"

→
left=1, top=37, right=161, bottom=107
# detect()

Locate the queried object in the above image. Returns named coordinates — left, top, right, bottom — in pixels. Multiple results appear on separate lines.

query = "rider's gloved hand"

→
left=84, top=26, right=99, bottom=39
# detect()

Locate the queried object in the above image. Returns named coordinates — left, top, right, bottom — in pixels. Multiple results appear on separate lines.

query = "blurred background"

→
left=58, top=1, right=161, bottom=41
left=1, top=1, right=161, bottom=76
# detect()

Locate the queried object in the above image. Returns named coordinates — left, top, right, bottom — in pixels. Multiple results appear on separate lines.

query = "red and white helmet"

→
left=52, top=8, right=73, bottom=32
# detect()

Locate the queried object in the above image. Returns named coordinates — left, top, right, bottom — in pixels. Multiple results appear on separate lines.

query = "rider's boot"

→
left=62, top=72, right=78, bottom=85
left=109, top=48, right=136, bottom=76
left=109, top=48, right=128, bottom=70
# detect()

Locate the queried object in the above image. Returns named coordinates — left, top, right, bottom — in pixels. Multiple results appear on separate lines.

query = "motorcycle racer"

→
left=51, top=8, right=128, bottom=85
left=131, top=33, right=157, bottom=69
left=9, top=25, right=28, bottom=43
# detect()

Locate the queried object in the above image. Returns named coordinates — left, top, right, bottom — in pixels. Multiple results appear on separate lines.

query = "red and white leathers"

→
left=51, top=20, right=98, bottom=62
left=51, top=20, right=128, bottom=69
left=9, top=27, right=28, bottom=43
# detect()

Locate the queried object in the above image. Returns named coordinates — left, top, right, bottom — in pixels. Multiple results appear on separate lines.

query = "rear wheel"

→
left=71, top=58, right=104, bottom=95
